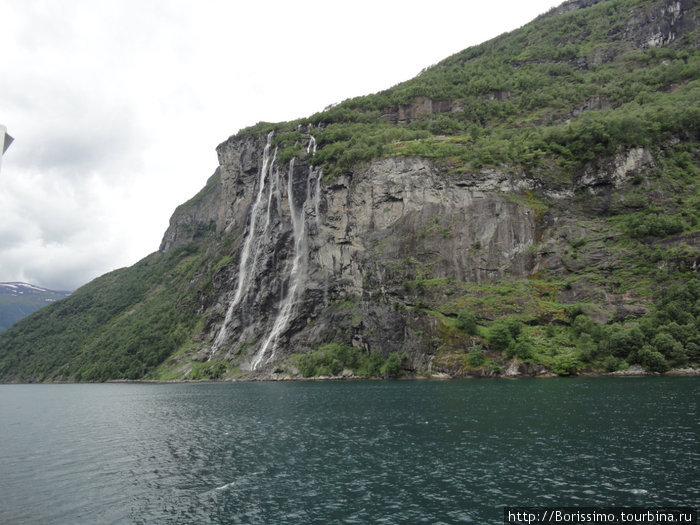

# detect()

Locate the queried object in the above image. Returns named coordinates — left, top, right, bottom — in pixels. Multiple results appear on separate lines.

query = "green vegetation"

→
left=0, top=242, right=215, bottom=382
left=455, top=309, right=478, bottom=334
left=0, top=286, right=71, bottom=333
left=294, top=343, right=409, bottom=378
left=467, top=345, right=486, bottom=367
left=410, top=274, right=699, bottom=376
left=625, top=213, right=685, bottom=238
left=237, top=0, right=699, bottom=186
left=529, top=278, right=700, bottom=372
left=187, top=361, right=229, bottom=380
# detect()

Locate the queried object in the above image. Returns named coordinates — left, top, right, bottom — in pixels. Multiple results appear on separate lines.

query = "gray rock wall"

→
left=162, top=134, right=545, bottom=370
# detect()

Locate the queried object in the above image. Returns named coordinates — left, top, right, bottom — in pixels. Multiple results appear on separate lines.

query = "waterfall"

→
left=249, top=137, right=322, bottom=370
left=306, top=135, right=322, bottom=226
left=307, top=135, right=316, bottom=154
left=210, top=132, right=322, bottom=369
left=209, top=131, right=277, bottom=359
left=314, top=167, right=322, bottom=227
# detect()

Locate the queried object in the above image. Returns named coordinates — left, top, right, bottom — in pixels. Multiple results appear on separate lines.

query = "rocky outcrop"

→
left=625, top=0, right=698, bottom=49
left=159, top=169, right=223, bottom=252
left=503, top=359, right=554, bottom=377
left=158, top=122, right=688, bottom=374
left=546, top=0, right=699, bottom=70
left=380, top=97, right=458, bottom=124
left=576, top=147, right=654, bottom=191
left=545, top=0, right=697, bottom=51
left=571, top=96, right=612, bottom=117
left=543, top=0, right=603, bottom=18
left=160, top=132, right=546, bottom=371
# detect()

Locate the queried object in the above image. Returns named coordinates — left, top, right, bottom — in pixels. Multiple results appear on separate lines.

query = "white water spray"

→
left=210, top=131, right=277, bottom=359
left=314, top=174, right=322, bottom=227
left=211, top=133, right=322, bottom=369
left=249, top=137, right=322, bottom=370
left=307, top=135, right=317, bottom=154
left=306, top=135, right=322, bottom=226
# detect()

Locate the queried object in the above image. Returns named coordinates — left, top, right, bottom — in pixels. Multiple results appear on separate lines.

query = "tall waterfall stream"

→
left=210, top=132, right=322, bottom=370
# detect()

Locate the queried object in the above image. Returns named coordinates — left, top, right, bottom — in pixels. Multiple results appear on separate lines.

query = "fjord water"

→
left=0, top=378, right=697, bottom=524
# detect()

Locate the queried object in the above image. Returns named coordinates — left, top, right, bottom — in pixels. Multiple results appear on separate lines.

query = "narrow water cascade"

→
left=307, top=135, right=322, bottom=226
left=307, top=135, right=316, bottom=154
left=249, top=136, right=322, bottom=370
left=209, top=131, right=277, bottom=359
left=210, top=132, right=322, bottom=369
left=314, top=169, right=322, bottom=227
left=264, top=162, right=277, bottom=232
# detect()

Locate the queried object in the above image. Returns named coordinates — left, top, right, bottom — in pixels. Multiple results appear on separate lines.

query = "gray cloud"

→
left=4, top=81, right=144, bottom=176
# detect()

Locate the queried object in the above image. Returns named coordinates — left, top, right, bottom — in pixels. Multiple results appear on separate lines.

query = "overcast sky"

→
left=0, top=0, right=562, bottom=291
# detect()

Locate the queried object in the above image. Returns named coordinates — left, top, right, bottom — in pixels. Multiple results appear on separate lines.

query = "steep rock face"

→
left=380, top=97, right=458, bottom=124
left=216, top=134, right=271, bottom=237
left=546, top=0, right=699, bottom=69
left=159, top=169, right=223, bottom=252
left=161, top=134, right=543, bottom=372
left=625, top=0, right=698, bottom=49
left=159, top=121, right=693, bottom=376
left=576, top=147, right=655, bottom=191
left=316, top=156, right=537, bottom=291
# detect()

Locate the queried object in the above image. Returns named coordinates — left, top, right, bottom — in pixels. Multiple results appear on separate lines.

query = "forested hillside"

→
left=0, top=283, right=70, bottom=333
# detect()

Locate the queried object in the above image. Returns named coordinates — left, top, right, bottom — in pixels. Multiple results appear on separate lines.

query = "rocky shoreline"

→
left=262, top=365, right=700, bottom=382
left=3, top=364, right=698, bottom=385
left=123, top=364, right=700, bottom=383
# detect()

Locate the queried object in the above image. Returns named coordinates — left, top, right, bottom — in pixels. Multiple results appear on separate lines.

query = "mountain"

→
left=0, top=283, right=71, bottom=333
left=1, top=0, right=698, bottom=382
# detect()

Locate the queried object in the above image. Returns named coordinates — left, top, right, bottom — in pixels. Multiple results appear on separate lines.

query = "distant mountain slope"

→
left=0, top=0, right=698, bottom=382
left=0, top=283, right=71, bottom=332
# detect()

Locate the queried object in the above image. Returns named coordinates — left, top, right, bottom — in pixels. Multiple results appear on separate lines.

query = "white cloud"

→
left=0, top=0, right=562, bottom=290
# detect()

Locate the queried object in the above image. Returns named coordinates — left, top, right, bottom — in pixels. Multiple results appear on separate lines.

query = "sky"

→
left=0, top=0, right=563, bottom=292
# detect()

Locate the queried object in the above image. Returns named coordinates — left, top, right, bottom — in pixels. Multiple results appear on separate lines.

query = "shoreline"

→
left=2, top=367, right=698, bottom=385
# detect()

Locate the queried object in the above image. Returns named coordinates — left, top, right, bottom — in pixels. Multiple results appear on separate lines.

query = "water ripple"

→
left=0, top=377, right=698, bottom=524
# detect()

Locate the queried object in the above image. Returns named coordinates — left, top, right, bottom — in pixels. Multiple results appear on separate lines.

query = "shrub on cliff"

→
left=599, top=324, right=645, bottom=359
left=356, top=351, right=385, bottom=377
left=488, top=323, right=512, bottom=351
left=603, top=356, right=627, bottom=372
left=651, top=332, right=686, bottom=365
left=625, top=213, right=685, bottom=238
left=508, top=336, right=535, bottom=361
left=455, top=309, right=477, bottom=335
left=297, top=343, right=355, bottom=377
left=572, top=314, right=602, bottom=341
left=467, top=345, right=486, bottom=367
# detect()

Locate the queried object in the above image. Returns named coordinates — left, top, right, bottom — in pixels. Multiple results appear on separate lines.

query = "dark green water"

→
left=0, top=377, right=697, bottom=524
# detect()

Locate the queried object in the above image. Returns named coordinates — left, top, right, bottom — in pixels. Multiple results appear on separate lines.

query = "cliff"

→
left=1, top=0, right=698, bottom=382
left=163, top=135, right=542, bottom=370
